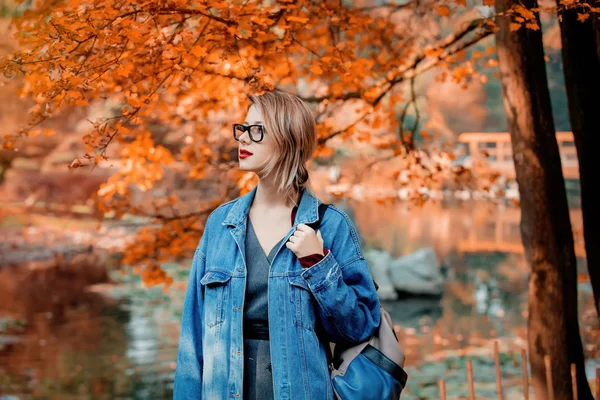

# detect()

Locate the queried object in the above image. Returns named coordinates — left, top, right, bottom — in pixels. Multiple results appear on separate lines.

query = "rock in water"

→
left=389, top=247, right=444, bottom=296
left=364, top=248, right=397, bottom=301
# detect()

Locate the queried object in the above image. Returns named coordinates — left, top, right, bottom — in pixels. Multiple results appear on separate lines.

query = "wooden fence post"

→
left=494, top=340, right=504, bottom=400
left=521, top=348, right=529, bottom=400
left=544, top=354, right=555, bottom=400
left=466, top=359, right=476, bottom=400
left=570, top=363, right=578, bottom=400
left=438, top=379, right=447, bottom=400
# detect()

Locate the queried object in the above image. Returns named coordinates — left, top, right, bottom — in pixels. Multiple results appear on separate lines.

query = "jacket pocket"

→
left=288, top=275, right=317, bottom=331
left=200, top=270, right=232, bottom=328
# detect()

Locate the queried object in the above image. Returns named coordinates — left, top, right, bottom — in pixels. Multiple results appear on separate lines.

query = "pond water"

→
left=0, top=199, right=597, bottom=399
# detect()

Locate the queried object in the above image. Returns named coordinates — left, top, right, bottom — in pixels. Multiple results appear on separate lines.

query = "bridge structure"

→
left=457, top=131, right=579, bottom=180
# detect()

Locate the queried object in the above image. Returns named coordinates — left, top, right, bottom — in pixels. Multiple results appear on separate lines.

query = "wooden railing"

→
left=457, top=132, right=579, bottom=179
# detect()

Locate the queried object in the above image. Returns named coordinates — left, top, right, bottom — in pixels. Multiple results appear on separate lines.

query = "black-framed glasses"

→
left=233, top=124, right=265, bottom=143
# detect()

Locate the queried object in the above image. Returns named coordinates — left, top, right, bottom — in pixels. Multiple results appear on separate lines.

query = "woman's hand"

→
left=285, top=223, right=324, bottom=258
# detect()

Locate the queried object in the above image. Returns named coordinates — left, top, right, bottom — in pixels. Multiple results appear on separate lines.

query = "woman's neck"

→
left=253, top=180, right=301, bottom=210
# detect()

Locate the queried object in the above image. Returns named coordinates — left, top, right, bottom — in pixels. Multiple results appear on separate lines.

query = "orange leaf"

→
left=117, top=63, right=134, bottom=78
left=190, top=46, right=207, bottom=57
left=287, top=16, right=309, bottom=23
left=577, top=13, right=590, bottom=22
left=424, top=47, right=444, bottom=58
left=437, top=5, right=450, bottom=16
left=310, top=64, right=323, bottom=75
left=514, top=5, right=535, bottom=20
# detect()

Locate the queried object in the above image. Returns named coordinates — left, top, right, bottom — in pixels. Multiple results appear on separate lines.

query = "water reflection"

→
left=0, top=264, right=181, bottom=398
left=0, top=200, right=595, bottom=399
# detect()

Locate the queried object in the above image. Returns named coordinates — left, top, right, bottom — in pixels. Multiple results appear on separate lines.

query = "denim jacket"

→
left=173, top=185, right=381, bottom=400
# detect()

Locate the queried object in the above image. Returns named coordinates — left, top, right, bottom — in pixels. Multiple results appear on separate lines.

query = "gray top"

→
left=243, top=217, right=285, bottom=323
left=243, top=217, right=284, bottom=400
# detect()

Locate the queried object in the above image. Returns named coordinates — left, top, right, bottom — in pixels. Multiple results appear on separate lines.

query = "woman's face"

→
left=237, top=104, right=274, bottom=173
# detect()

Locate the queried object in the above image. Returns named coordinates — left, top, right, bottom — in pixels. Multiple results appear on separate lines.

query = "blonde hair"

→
left=248, top=90, right=317, bottom=206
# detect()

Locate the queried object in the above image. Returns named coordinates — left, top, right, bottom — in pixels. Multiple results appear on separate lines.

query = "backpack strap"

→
left=309, top=203, right=335, bottom=370
left=309, top=203, right=379, bottom=292
left=308, top=202, right=380, bottom=371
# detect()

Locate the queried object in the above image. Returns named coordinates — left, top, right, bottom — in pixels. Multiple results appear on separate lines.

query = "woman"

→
left=173, top=90, right=381, bottom=400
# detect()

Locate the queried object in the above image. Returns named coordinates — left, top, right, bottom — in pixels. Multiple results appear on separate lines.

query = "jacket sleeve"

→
left=173, top=234, right=208, bottom=399
left=300, top=210, right=380, bottom=345
left=298, top=247, right=330, bottom=268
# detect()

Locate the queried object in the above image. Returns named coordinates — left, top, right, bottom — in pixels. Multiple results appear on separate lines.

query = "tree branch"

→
left=295, top=17, right=492, bottom=104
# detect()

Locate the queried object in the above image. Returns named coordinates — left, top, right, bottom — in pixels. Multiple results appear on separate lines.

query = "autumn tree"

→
left=1, top=0, right=500, bottom=286
left=4, top=4, right=600, bottom=397
left=494, top=0, right=592, bottom=398
left=1, top=0, right=598, bottom=296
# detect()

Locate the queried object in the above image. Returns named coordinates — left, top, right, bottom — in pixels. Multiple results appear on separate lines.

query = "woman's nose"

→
left=238, top=130, right=252, bottom=144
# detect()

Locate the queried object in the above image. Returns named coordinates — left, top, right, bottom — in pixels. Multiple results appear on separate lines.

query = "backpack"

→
left=307, top=203, right=409, bottom=400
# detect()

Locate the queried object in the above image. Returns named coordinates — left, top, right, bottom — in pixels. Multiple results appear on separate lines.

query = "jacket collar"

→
left=222, top=185, right=322, bottom=229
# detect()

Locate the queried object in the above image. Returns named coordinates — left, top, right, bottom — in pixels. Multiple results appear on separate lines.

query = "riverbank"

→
left=1, top=202, right=598, bottom=399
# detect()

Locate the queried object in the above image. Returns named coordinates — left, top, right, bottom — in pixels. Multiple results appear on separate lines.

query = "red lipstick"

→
left=239, top=149, right=253, bottom=159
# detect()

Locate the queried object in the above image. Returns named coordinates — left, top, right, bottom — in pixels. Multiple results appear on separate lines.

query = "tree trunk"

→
left=556, top=0, right=600, bottom=318
left=494, top=0, right=592, bottom=399
left=591, top=1, right=600, bottom=61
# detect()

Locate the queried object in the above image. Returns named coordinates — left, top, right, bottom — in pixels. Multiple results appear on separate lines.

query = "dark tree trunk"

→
left=591, top=1, right=600, bottom=61
left=494, top=0, right=592, bottom=398
left=556, top=0, right=600, bottom=318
